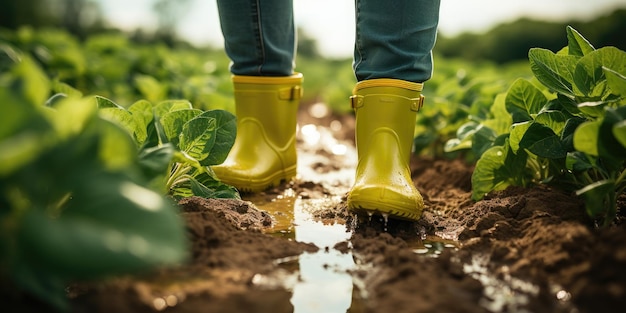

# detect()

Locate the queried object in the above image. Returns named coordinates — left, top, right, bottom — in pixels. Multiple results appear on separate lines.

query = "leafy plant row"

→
left=0, top=27, right=358, bottom=115
left=0, top=41, right=238, bottom=309
left=1, top=26, right=532, bottom=159
left=446, top=26, right=626, bottom=226
left=0, top=26, right=239, bottom=111
left=415, top=58, right=532, bottom=157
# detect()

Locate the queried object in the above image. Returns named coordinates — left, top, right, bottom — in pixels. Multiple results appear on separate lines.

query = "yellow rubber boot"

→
left=212, top=73, right=303, bottom=193
left=347, top=79, right=425, bottom=221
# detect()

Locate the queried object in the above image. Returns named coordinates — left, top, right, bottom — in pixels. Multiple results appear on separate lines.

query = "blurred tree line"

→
left=436, top=9, right=626, bottom=63
left=0, top=0, right=192, bottom=45
left=0, top=0, right=104, bottom=39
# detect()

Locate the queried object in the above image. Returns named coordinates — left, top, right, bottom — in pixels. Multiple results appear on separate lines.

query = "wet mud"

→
left=10, top=105, right=626, bottom=313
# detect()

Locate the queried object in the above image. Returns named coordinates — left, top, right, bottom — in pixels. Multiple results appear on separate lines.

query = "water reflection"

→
left=247, top=119, right=362, bottom=312
left=463, top=254, right=540, bottom=312
left=296, top=123, right=357, bottom=193
left=290, top=197, right=354, bottom=313
left=250, top=190, right=356, bottom=313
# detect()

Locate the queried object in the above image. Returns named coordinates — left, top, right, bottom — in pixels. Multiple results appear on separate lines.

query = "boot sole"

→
left=222, top=165, right=297, bottom=193
left=347, top=198, right=423, bottom=222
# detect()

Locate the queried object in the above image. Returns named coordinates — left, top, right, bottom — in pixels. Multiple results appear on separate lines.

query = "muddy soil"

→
left=8, top=105, right=626, bottom=313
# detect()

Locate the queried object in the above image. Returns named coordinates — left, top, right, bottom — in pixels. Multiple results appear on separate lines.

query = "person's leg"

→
left=213, top=0, right=302, bottom=192
left=216, top=0, right=296, bottom=76
left=353, top=0, right=440, bottom=83
left=348, top=0, right=440, bottom=221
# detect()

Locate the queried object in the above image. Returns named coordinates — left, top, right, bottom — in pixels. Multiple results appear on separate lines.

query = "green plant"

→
left=1, top=27, right=236, bottom=111
left=416, top=56, right=531, bottom=158
left=446, top=26, right=626, bottom=226
left=95, top=96, right=240, bottom=199
left=0, top=49, right=188, bottom=310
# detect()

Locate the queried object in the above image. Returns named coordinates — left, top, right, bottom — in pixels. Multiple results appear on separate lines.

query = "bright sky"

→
left=99, top=0, right=626, bottom=58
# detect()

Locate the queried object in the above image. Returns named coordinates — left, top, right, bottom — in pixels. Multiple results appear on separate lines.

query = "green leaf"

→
left=577, top=101, right=607, bottom=118
left=528, top=48, right=578, bottom=97
left=44, top=93, right=68, bottom=107
left=0, top=132, right=44, bottom=176
left=172, top=175, right=239, bottom=200
left=128, top=100, right=154, bottom=123
left=483, top=93, right=512, bottom=135
left=566, top=151, right=595, bottom=173
left=196, top=110, right=237, bottom=165
left=154, top=100, right=193, bottom=119
left=444, top=138, right=471, bottom=153
left=413, top=132, right=438, bottom=154
left=11, top=265, right=68, bottom=312
left=172, top=150, right=204, bottom=172
left=613, top=120, right=626, bottom=149
left=534, top=110, right=568, bottom=136
left=471, top=126, right=497, bottom=157
left=554, top=93, right=582, bottom=117
left=192, top=171, right=240, bottom=199
left=138, top=144, right=175, bottom=180
left=99, top=107, right=137, bottom=141
left=525, top=123, right=566, bottom=158
left=471, top=143, right=527, bottom=200
left=17, top=175, right=187, bottom=279
left=135, top=74, right=168, bottom=103
left=128, top=100, right=154, bottom=144
left=94, top=95, right=123, bottom=109
left=51, top=80, right=83, bottom=98
left=97, top=119, right=137, bottom=170
left=0, top=87, right=50, bottom=140
left=527, top=134, right=567, bottom=159
left=50, top=97, right=98, bottom=139
left=573, top=120, right=601, bottom=156
left=561, top=117, right=586, bottom=151
left=11, top=54, right=51, bottom=106
left=603, top=66, right=626, bottom=97
left=575, top=179, right=615, bottom=219
left=179, top=116, right=216, bottom=165
left=597, top=107, right=626, bottom=167
left=509, top=121, right=532, bottom=153
left=505, top=78, right=548, bottom=121
left=455, top=121, right=480, bottom=141
left=441, top=121, right=476, bottom=153
left=566, top=26, right=595, bottom=57
left=573, top=47, right=626, bottom=98
left=160, top=109, right=203, bottom=145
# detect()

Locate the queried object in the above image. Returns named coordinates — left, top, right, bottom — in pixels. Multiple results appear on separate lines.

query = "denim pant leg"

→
left=353, top=0, right=441, bottom=83
left=216, top=0, right=296, bottom=76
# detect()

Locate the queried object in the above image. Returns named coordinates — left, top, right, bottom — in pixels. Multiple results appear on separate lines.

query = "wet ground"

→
left=11, top=103, right=626, bottom=313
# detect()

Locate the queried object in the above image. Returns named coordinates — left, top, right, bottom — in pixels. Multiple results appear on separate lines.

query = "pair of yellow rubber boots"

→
left=212, top=74, right=424, bottom=221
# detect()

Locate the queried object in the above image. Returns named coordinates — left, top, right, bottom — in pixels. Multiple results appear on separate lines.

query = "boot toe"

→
left=347, top=183, right=424, bottom=221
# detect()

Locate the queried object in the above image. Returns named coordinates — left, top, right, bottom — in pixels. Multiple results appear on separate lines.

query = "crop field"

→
left=1, top=26, right=625, bottom=313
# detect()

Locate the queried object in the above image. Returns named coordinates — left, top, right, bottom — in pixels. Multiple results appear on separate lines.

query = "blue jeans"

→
left=216, top=0, right=440, bottom=83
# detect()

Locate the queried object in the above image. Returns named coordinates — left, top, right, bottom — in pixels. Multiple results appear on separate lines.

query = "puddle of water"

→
left=296, top=123, right=357, bottom=194
left=249, top=188, right=459, bottom=312
left=407, top=236, right=460, bottom=258
left=248, top=187, right=360, bottom=313
left=463, top=254, right=540, bottom=313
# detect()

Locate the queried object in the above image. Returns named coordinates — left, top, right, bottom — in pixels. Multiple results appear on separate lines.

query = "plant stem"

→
left=603, top=191, right=617, bottom=228
left=616, top=168, right=626, bottom=194
left=582, top=171, right=596, bottom=186
left=166, top=163, right=191, bottom=191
